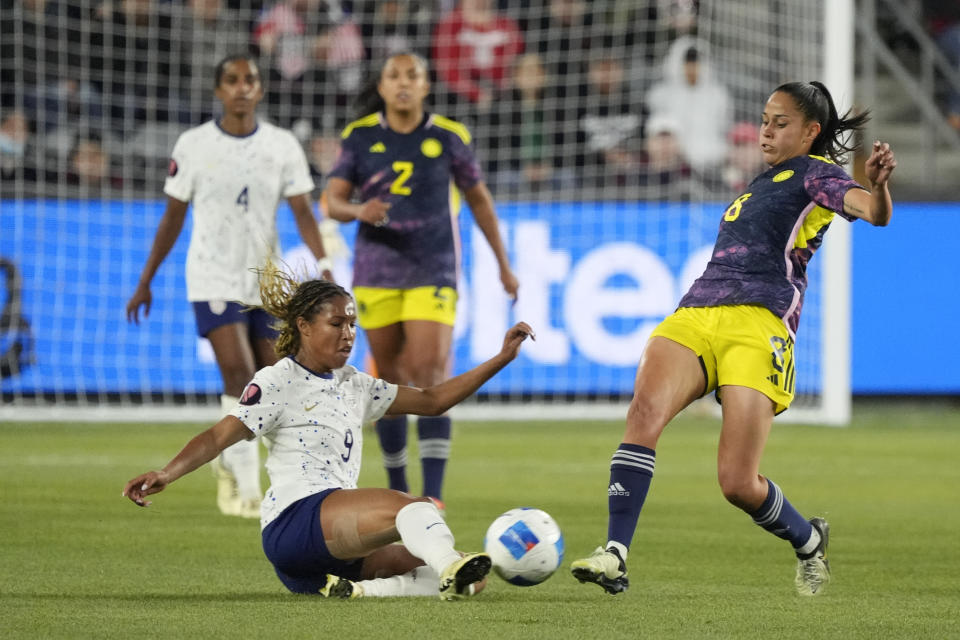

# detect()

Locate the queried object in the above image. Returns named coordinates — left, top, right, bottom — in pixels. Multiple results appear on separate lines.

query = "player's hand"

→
left=864, top=140, right=896, bottom=188
left=126, top=283, right=152, bottom=324
left=500, top=266, right=519, bottom=301
left=356, top=198, right=391, bottom=227
left=500, top=322, right=535, bottom=360
left=122, top=470, right=171, bottom=507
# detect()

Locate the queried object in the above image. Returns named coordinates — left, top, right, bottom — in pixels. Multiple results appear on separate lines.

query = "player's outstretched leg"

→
left=570, top=546, right=629, bottom=595
left=320, top=574, right=364, bottom=599
left=795, top=517, right=830, bottom=596
left=393, top=500, right=489, bottom=600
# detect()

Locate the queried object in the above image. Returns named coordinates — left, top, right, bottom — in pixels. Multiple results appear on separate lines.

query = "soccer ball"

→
left=483, top=507, right=564, bottom=586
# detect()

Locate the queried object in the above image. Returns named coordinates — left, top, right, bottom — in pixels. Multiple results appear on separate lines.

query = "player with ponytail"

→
left=124, top=261, right=535, bottom=599
left=572, top=81, right=896, bottom=597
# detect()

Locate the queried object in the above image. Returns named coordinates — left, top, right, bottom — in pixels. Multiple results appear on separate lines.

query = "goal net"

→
left=0, top=0, right=850, bottom=423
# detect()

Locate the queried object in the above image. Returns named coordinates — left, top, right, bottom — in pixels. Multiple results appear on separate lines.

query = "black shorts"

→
left=261, top=488, right=364, bottom=594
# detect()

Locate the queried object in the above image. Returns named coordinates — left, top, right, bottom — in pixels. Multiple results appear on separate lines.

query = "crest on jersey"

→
left=239, top=383, right=262, bottom=405
left=421, top=138, right=442, bottom=158
left=168, top=158, right=178, bottom=177
left=773, top=169, right=794, bottom=182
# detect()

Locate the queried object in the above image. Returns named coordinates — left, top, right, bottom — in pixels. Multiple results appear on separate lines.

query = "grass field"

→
left=2, top=401, right=959, bottom=639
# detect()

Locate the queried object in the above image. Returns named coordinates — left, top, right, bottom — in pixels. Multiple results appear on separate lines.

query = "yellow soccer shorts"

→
left=649, top=305, right=796, bottom=414
left=352, top=286, right=458, bottom=330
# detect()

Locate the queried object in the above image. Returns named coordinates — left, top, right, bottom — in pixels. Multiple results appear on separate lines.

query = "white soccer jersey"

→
left=229, top=357, right=398, bottom=529
left=164, top=120, right=315, bottom=305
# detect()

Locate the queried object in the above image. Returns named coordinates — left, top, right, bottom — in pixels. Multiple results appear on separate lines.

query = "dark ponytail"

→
left=352, top=75, right=386, bottom=120
left=774, top=81, right=871, bottom=164
left=352, top=52, right=430, bottom=121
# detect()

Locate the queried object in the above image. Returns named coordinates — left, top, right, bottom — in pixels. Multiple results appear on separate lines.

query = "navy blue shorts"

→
left=191, top=301, right=279, bottom=339
left=261, top=488, right=365, bottom=595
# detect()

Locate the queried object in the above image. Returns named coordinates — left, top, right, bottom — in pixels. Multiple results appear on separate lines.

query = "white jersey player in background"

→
left=126, top=55, right=332, bottom=519
left=124, top=264, right=535, bottom=599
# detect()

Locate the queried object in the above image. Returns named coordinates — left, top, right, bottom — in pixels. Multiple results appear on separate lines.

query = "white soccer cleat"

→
left=211, top=454, right=241, bottom=516
left=438, top=552, right=491, bottom=601
left=570, top=546, right=629, bottom=595
left=795, top=518, right=831, bottom=596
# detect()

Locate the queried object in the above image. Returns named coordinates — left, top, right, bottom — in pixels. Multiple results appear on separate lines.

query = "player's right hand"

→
left=356, top=198, right=391, bottom=227
left=122, top=470, right=170, bottom=507
left=126, top=284, right=152, bottom=324
left=500, top=322, right=535, bottom=360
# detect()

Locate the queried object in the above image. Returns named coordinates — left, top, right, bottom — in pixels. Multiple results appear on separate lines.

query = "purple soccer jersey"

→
left=328, top=112, right=482, bottom=290
left=679, top=155, right=863, bottom=336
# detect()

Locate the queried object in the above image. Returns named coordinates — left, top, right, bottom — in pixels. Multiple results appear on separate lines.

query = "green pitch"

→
left=2, top=402, right=958, bottom=639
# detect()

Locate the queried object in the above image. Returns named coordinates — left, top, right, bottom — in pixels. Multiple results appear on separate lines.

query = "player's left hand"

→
left=500, top=266, right=519, bottom=301
left=122, top=470, right=171, bottom=507
left=500, top=322, right=535, bottom=360
left=864, top=140, right=896, bottom=187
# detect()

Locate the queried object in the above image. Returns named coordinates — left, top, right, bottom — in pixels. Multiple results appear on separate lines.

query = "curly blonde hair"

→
left=256, top=259, right=351, bottom=357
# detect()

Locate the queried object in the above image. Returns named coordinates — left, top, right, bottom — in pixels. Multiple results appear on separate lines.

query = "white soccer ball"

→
left=483, top=507, right=564, bottom=586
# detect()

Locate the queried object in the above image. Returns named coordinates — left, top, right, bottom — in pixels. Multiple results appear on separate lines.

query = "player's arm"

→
left=843, top=141, right=896, bottom=227
left=288, top=193, right=334, bottom=280
left=324, top=177, right=391, bottom=226
left=389, top=323, right=534, bottom=416
left=463, top=182, right=519, bottom=299
left=122, top=416, right=251, bottom=507
left=126, top=196, right=189, bottom=323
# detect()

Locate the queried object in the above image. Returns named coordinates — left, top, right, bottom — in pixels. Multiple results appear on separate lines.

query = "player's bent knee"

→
left=717, top=471, right=764, bottom=510
left=624, top=397, right=670, bottom=442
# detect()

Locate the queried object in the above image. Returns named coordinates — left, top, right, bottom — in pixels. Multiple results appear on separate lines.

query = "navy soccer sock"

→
left=376, top=415, right=409, bottom=493
left=750, top=477, right=814, bottom=550
left=417, top=415, right=451, bottom=500
left=606, top=443, right=656, bottom=550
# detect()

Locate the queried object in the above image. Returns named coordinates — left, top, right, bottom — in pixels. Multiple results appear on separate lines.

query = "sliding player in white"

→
left=124, top=264, right=534, bottom=599
left=126, top=55, right=332, bottom=519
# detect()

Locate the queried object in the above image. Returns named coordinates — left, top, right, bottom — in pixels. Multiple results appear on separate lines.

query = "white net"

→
left=0, top=0, right=845, bottom=422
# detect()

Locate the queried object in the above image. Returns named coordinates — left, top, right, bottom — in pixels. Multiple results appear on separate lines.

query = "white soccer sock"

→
left=354, top=565, right=440, bottom=597
left=394, top=502, right=461, bottom=574
left=796, top=526, right=821, bottom=556
left=605, top=540, right=628, bottom=562
left=219, top=394, right=261, bottom=500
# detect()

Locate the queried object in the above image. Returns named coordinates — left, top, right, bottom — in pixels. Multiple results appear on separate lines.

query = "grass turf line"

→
left=1, top=403, right=958, bottom=638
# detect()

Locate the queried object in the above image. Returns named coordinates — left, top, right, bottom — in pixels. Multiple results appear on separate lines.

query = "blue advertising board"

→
left=1, top=199, right=957, bottom=396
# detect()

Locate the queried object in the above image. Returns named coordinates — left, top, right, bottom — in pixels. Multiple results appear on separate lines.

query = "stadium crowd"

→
left=1, top=0, right=950, bottom=201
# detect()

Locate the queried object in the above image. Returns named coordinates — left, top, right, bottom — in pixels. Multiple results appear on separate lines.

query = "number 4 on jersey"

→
left=236, top=186, right=249, bottom=212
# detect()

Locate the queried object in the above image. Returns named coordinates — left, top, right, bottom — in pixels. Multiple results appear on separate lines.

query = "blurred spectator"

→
left=519, top=0, right=595, bottom=98
left=924, top=1, right=960, bottom=131
left=0, top=109, right=39, bottom=192
left=89, top=0, right=180, bottom=126
left=66, top=130, right=122, bottom=194
left=636, top=113, right=692, bottom=199
left=487, top=53, right=574, bottom=196
left=306, top=131, right=341, bottom=193
left=254, top=0, right=365, bottom=126
left=722, top=122, right=764, bottom=194
left=0, top=0, right=101, bottom=130
left=646, top=37, right=730, bottom=172
left=666, top=0, right=699, bottom=37
left=175, top=0, right=252, bottom=123
left=432, top=0, right=524, bottom=116
left=357, top=0, right=435, bottom=63
left=576, top=51, right=641, bottom=190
